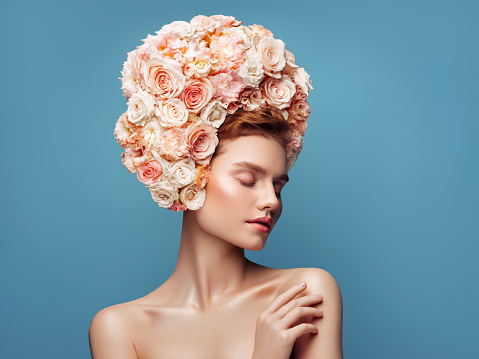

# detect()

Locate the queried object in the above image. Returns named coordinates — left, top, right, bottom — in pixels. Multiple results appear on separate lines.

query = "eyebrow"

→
left=233, top=161, right=289, bottom=183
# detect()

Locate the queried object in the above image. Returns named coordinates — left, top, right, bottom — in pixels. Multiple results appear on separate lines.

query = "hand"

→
left=251, top=282, right=323, bottom=359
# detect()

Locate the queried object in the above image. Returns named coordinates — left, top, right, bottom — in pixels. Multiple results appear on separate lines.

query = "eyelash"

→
left=238, top=179, right=283, bottom=198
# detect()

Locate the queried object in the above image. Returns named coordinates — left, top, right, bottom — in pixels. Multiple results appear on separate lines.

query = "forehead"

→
left=213, top=135, right=287, bottom=173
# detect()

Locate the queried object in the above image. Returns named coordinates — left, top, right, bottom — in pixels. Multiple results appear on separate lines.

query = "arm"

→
left=294, top=268, right=343, bottom=359
left=89, top=306, right=138, bottom=359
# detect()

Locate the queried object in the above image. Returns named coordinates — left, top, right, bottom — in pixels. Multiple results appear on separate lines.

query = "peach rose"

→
left=139, top=119, right=163, bottom=150
left=261, top=75, right=296, bottom=110
left=137, top=160, right=164, bottom=185
left=181, top=78, right=215, bottom=114
left=179, top=183, right=206, bottom=210
left=144, top=56, right=186, bottom=98
left=127, top=90, right=155, bottom=126
left=148, top=182, right=178, bottom=208
left=160, top=127, right=190, bottom=161
left=157, top=98, right=189, bottom=127
left=186, top=121, right=218, bottom=162
left=254, top=36, right=286, bottom=79
left=195, top=164, right=211, bottom=188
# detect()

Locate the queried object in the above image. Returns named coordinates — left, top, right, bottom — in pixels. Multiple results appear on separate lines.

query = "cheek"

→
left=203, top=174, right=247, bottom=211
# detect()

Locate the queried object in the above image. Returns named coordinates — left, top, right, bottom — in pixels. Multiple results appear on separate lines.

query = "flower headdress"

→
left=115, top=15, right=312, bottom=212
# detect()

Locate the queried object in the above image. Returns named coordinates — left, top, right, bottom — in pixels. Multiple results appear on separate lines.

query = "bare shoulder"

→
left=279, top=267, right=341, bottom=297
left=89, top=302, right=142, bottom=359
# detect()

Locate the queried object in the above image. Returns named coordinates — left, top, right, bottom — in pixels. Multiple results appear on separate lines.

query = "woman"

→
left=90, top=15, right=342, bottom=358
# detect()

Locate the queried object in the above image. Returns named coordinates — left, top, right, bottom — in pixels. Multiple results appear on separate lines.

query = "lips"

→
left=246, top=217, right=272, bottom=233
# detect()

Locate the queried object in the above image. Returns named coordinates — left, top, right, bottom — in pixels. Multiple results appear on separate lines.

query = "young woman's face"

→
left=194, top=135, right=289, bottom=251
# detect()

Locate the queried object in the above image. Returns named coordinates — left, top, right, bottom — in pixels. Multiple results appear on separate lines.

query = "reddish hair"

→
left=215, top=107, right=291, bottom=157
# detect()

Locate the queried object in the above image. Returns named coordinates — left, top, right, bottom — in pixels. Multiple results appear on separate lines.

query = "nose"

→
left=257, top=183, right=281, bottom=213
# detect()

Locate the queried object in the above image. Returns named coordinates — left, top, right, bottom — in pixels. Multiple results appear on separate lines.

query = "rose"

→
left=239, top=88, right=266, bottom=111
left=200, top=100, right=227, bottom=128
left=160, top=127, right=189, bottom=161
left=168, top=159, right=196, bottom=187
left=158, top=21, right=194, bottom=39
left=291, top=68, right=313, bottom=96
left=139, top=118, right=163, bottom=150
left=127, top=90, right=155, bottom=126
left=254, top=36, right=286, bottom=79
left=114, top=113, right=141, bottom=148
left=195, top=164, right=211, bottom=188
left=179, top=183, right=206, bottom=210
left=121, top=146, right=150, bottom=173
left=261, top=75, right=296, bottom=110
left=168, top=202, right=188, bottom=213
left=181, top=78, right=215, bottom=114
left=286, top=135, right=303, bottom=172
left=137, top=160, right=164, bottom=185
left=186, top=121, right=218, bottom=162
left=156, top=98, right=189, bottom=127
left=286, top=131, right=302, bottom=158
left=183, top=51, right=212, bottom=78
left=144, top=56, right=186, bottom=98
left=148, top=182, right=178, bottom=208
left=239, top=51, right=264, bottom=88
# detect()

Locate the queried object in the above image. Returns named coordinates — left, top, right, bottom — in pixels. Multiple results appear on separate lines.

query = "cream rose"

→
left=168, top=158, right=196, bottom=187
left=186, top=120, right=218, bottom=162
left=181, top=78, right=215, bottom=114
left=261, top=75, right=296, bottom=110
left=139, top=119, right=163, bottom=150
left=157, top=98, right=189, bottom=128
left=254, top=36, right=286, bottom=79
left=148, top=182, right=178, bottom=208
left=127, top=90, right=155, bottom=126
left=239, top=51, right=264, bottom=88
left=291, top=67, right=313, bottom=96
left=144, top=56, right=186, bottom=98
left=200, top=100, right=227, bottom=128
left=179, top=183, right=206, bottom=210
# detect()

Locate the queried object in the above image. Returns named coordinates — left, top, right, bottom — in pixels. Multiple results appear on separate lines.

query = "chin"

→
left=242, top=238, right=267, bottom=251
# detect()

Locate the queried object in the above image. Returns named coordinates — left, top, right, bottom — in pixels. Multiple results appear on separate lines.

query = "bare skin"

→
left=89, top=136, right=343, bottom=358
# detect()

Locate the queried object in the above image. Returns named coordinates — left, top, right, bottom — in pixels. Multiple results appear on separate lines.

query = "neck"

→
left=169, top=210, right=249, bottom=309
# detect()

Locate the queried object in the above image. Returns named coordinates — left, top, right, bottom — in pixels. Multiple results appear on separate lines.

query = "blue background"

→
left=1, top=0, right=478, bottom=357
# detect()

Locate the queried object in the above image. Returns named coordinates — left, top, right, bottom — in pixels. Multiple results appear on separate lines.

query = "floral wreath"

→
left=114, top=15, right=313, bottom=212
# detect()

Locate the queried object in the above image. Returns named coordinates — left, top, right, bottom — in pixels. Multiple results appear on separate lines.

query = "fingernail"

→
left=315, top=294, right=323, bottom=299
left=298, top=282, right=306, bottom=288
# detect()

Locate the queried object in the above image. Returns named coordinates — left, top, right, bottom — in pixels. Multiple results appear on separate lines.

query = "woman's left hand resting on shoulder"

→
left=252, top=271, right=343, bottom=359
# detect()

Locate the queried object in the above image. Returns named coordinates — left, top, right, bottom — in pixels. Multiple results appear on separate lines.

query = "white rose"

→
left=144, top=56, right=186, bottom=99
left=168, top=158, right=196, bottom=187
left=148, top=182, right=178, bottom=208
left=200, top=100, right=227, bottom=128
left=127, top=90, right=155, bottom=126
left=261, top=75, right=296, bottom=110
left=158, top=21, right=194, bottom=39
left=180, top=183, right=206, bottom=210
left=157, top=98, right=189, bottom=128
left=254, top=36, right=286, bottom=79
left=239, top=51, right=264, bottom=88
left=140, top=118, right=164, bottom=150
left=292, top=67, right=313, bottom=96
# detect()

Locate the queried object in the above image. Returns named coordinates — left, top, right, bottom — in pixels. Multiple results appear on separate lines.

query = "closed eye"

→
left=238, top=179, right=255, bottom=187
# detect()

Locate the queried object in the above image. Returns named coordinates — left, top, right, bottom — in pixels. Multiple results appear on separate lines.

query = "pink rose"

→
left=137, top=161, right=164, bottom=185
left=261, top=75, right=296, bottom=110
left=160, top=127, right=190, bottom=161
left=254, top=36, right=286, bottom=79
left=286, top=131, right=302, bottom=158
left=168, top=202, right=187, bottom=213
left=144, top=56, right=186, bottom=98
left=181, top=78, right=215, bottom=114
left=186, top=121, right=218, bottom=162
left=289, top=95, right=311, bottom=120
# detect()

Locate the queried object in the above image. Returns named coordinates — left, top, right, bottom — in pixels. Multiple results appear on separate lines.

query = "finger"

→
left=280, top=307, right=323, bottom=329
left=272, top=294, right=323, bottom=320
left=287, top=323, right=318, bottom=340
left=263, top=283, right=308, bottom=315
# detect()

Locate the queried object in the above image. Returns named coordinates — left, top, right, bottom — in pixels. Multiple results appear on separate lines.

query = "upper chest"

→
left=133, top=300, right=266, bottom=359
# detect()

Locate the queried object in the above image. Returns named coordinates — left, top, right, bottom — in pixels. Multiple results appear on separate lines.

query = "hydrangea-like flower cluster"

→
left=115, top=15, right=312, bottom=212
